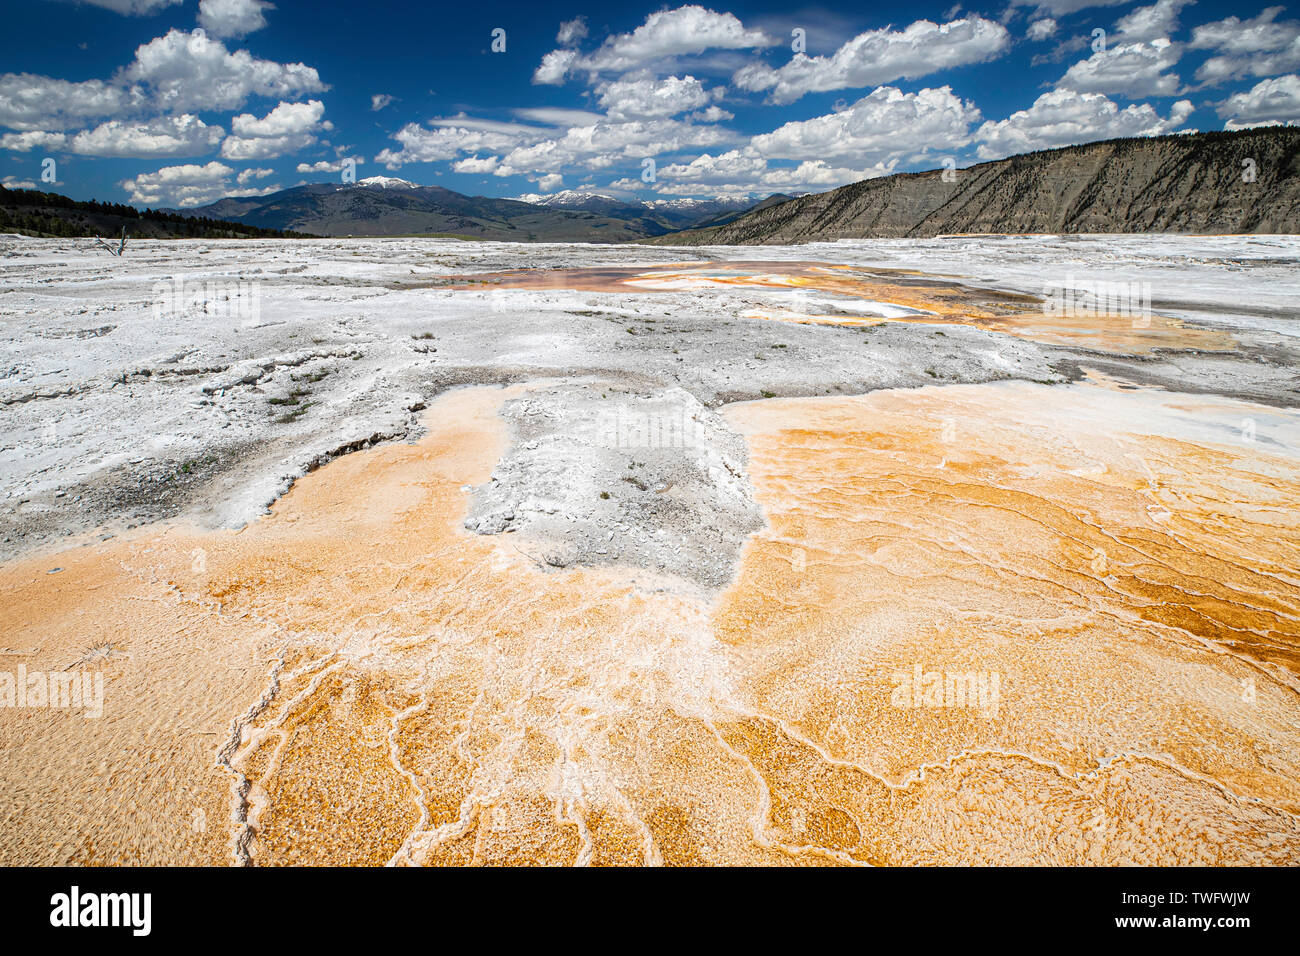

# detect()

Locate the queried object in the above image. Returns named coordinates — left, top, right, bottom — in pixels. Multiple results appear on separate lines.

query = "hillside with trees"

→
left=0, top=185, right=317, bottom=240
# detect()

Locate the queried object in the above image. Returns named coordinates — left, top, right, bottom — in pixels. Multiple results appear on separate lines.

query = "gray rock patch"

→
left=464, top=381, right=764, bottom=591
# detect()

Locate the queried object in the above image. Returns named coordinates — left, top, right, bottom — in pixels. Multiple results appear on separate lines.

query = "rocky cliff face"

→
left=656, top=128, right=1300, bottom=245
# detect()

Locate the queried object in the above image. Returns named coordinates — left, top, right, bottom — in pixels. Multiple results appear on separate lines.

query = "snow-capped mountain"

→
left=514, top=189, right=623, bottom=210
left=351, top=176, right=420, bottom=190
left=512, top=190, right=777, bottom=229
left=644, top=197, right=747, bottom=211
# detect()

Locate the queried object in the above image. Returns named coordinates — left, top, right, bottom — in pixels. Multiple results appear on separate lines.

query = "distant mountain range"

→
left=512, top=190, right=791, bottom=230
left=654, top=127, right=1300, bottom=245
left=170, top=178, right=788, bottom=241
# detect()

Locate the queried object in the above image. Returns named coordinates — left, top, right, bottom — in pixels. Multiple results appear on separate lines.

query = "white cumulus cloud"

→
left=296, top=156, right=362, bottom=174
left=375, top=116, right=550, bottom=168
left=119, top=159, right=279, bottom=206
left=220, top=99, right=327, bottom=159
left=0, top=28, right=326, bottom=139
left=490, top=118, right=734, bottom=178
left=652, top=149, right=891, bottom=196
left=236, top=166, right=274, bottom=183
left=534, top=5, right=775, bottom=84
left=122, top=29, right=327, bottom=113
left=1190, top=8, right=1300, bottom=86
left=1190, top=6, right=1296, bottom=54
left=452, top=155, right=501, bottom=174
left=596, top=75, right=712, bottom=121
left=0, top=130, right=69, bottom=151
left=197, top=0, right=273, bottom=39
left=976, top=88, right=1193, bottom=159
left=1217, top=74, right=1300, bottom=128
left=750, top=86, right=982, bottom=165
left=1114, top=0, right=1195, bottom=43
left=69, top=113, right=224, bottom=157
left=1027, top=19, right=1057, bottom=41
left=0, top=74, right=139, bottom=130
left=556, top=17, right=588, bottom=46
left=1058, top=37, right=1182, bottom=98
left=732, top=16, right=1009, bottom=105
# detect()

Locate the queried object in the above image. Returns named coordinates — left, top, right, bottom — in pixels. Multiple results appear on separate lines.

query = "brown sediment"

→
left=740, top=304, right=1236, bottom=354
left=1, top=382, right=1297, bottom=865
left=715, top=383, right=1300, bottom=863
left=443, top=261, right=1236, bottom=354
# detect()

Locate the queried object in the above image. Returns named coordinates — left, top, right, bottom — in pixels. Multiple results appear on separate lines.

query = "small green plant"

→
left=274, top=401, right=311, bottom=423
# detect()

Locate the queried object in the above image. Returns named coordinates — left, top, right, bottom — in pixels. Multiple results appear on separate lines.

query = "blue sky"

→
left=2, top=0, right=1297, bottom=207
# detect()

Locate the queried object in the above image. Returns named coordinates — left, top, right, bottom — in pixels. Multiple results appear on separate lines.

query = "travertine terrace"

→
left=1, top=234, right=1297, bottom=865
